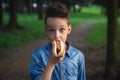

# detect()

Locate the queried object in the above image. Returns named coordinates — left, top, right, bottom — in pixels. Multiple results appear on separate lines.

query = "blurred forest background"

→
left=0, top=0, right=120, bottom=80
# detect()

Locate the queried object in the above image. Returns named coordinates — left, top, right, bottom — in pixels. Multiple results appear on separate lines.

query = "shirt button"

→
left=61, top=72, right=65, bottom=80
left=62, top=72, right=64, bottom=75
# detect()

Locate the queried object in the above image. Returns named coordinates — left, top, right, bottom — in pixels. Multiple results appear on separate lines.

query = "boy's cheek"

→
left=48, top=36, right=54, bottom=42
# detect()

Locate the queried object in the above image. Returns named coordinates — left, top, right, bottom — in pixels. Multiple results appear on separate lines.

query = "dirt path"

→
left=0, top=21, right=106, bottom=80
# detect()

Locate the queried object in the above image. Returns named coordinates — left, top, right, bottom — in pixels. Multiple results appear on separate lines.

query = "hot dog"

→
left=52, top=40, right=64, bottom=57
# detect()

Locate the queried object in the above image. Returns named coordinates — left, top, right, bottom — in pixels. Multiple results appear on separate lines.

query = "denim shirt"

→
left=29, top=41, right=86, bottom=80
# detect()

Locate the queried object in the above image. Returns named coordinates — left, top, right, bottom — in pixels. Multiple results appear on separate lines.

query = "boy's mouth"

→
left=56, top=40, right=61, bottom=54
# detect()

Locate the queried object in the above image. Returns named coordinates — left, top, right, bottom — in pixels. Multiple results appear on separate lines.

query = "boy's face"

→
left=45, top=17, right=72, bottom=43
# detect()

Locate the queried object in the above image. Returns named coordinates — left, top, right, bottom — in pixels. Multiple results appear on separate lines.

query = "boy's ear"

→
left=68, top=24, right=72, bottom=34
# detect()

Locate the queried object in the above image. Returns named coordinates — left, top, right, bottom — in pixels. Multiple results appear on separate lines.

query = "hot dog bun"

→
left=52, top=40, right=64, bottom=57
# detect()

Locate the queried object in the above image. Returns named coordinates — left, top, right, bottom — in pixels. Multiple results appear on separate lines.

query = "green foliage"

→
left=1, top=13, right=45, bottom=48
left=0, top=29, right=44, bottom=48
left=70, top=5, right=106, bottom=27
left=0, top=6, right=115, bottom=48
left=82, top=5, right=101, bottom=14
left=86, top=22, right=107, bottom=48
left=86, top=17, right=120, bottom=49
left=1, top=12, right=86, bottom=48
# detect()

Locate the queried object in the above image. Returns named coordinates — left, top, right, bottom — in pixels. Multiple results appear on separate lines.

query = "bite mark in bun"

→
left=52, top=40, right=64, bottom=57
left=56, top=40, right=61, bottom=54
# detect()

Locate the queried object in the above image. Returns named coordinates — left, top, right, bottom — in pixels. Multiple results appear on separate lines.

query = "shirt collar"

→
left=66, top=40, right=73, bottom=57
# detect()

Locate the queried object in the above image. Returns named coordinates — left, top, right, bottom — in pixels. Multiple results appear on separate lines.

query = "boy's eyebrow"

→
left=47, top=24, right=65, bottom=27
left=58, top=25, right=65, bottom=27
left=46, top=25, right=54, bottom=28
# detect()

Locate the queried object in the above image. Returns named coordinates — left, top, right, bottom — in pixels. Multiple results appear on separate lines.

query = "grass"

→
left=86, top=17, right=120, bottom=49
left=0, top=5, right=114, bottom=50
left=82, top=5, right=101, bottom=14
left=86, top=22, right=107, bottom=48
left=70, top=6, right=106, bottom=23
left=1, top=14, right=45, bottom=48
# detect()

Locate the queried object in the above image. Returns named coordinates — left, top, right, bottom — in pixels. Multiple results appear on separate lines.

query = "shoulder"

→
left=67, top=46, right=85, bottom=65
left=71, top=46, right=84, bottom=57
left=32, top=43, right=51, bottom=58
left=66, top=40, right=84, bottom=58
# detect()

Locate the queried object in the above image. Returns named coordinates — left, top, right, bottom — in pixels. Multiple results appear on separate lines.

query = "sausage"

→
left=52, top=40, right=64, bottom=57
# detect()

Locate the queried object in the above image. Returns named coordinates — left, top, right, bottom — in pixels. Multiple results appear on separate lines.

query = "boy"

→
left=29, top=2, right=86, bottom=80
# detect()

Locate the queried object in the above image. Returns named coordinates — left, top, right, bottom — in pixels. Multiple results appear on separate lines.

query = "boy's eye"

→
left=60, top=28, right=65, bottom=32
left=48, top=29, right=54, bottom=32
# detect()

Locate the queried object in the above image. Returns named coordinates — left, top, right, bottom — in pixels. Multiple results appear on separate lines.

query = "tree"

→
left=18, top=0, right=26, bottom=13
left=0, top=0, right=3, bottom=26
left=92, top=0, right=106, bottom=14
left=105, top=0, right=118, bottom=79
left=26, top=0, right=32, bottom=14
left=72, top=0, right=82, bottom=13
left=37, top=0, right=44, bottom=20
left=73, top=0, right=77, bottom=13
left=7, top=0, right=19, bottom=29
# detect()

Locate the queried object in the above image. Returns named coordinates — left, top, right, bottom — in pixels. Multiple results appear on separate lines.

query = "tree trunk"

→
left=18, top=0, right=25, bottom=13
left=8, top=0, right=18, bottom=29
left=73, top=1, right=76, bottom=13
left=105, top=0, right=118, bottom=79
left=37, top=0, right=44, bottom=20
left=0, top=0, right=3, bottom=26
left=26, top=0, right=32, bottom=14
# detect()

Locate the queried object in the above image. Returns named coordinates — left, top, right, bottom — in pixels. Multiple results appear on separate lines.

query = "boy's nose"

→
left=55, top=31, right=60, bottom=39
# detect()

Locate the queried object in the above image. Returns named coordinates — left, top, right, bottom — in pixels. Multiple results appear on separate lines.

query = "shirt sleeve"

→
left=78, top=53, right=86, bottom=80
left=29, top=53, right=44, bottom=80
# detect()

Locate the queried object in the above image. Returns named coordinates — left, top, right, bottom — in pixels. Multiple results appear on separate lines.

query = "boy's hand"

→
left=49, top=40, right=66, bottom=64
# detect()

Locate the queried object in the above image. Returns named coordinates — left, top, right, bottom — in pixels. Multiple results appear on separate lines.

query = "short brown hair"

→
left=44, top=2, right=69, bottom=24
